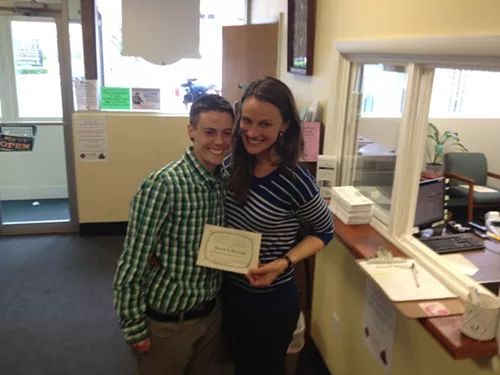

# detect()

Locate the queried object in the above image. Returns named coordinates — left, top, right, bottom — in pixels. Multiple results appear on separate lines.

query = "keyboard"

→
left=419, top=234, right=485, bottom=254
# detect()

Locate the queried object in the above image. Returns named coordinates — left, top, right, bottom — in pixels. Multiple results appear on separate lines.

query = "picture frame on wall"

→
left=287, top=0, right=316, bottom=76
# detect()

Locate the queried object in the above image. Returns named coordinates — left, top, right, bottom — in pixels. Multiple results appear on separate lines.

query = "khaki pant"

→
left=134, top=300, right=233, bottom=375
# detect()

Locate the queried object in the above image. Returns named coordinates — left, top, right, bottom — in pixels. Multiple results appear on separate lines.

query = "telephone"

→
left=485, top=211, right=500, bottom=237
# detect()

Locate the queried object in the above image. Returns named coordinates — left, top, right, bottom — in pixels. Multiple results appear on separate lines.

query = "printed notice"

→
left=74, top=79, right=99, bottom=111
left=100, top=87, right=131, bottom=110
left=75, top=117, right=109, bottom=162
left=196, top=225, right=261, bottom=274
left=363, top=281, right=396, bottom=374
left=301, top=122, right=321, bottom=162
left=131, top=88, right=161, bottom=110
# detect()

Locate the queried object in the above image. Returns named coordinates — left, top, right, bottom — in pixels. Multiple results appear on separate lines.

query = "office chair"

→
left=444, top=152, right=500, bottom=222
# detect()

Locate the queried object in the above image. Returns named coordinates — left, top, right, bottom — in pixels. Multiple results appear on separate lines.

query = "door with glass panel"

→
left=0, top=2, right=79, bottom=235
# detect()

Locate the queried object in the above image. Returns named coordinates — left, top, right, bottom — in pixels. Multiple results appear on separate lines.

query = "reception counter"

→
left=310, top=218, right=498, bottom=375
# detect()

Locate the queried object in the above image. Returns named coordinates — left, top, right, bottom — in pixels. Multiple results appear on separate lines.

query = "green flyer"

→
left=100, top=87, right=131, bottom=110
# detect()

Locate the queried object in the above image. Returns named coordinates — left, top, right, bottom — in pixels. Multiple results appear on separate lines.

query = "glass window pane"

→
left=99, top=0, right=245, bottom=113
left=70, top=23, right=85, bottom=80
left=0, top=125, right=69, bottom=224
left=360, top=64, right=406, bottom=118
left=343, top=63, right=407, bottom=216
left=430, top=68, right=500, bottom=118
left=11, top=21, right=84, bottom=119
left=12, top=21, right=63, bottom=118
left=425, top=68, right=500, bottom=224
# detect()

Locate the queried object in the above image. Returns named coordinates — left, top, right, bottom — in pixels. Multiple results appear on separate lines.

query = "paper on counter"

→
left=440, top=253, right=479, bottom=276
left=358, top=260, right=456, bottom=302
left=459, top=185, right=497, bottom=193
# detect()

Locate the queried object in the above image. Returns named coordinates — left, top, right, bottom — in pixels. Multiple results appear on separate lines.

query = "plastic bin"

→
left=286, top=311, right=305, bottom=375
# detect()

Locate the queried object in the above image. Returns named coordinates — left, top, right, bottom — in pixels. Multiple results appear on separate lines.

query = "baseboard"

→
left=79, top=222, right=128, bottom=236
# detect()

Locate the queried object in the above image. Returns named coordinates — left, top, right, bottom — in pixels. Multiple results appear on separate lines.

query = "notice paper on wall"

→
left=74, top=79, right=99, bottom=111
left=363, top=280, right=396, bottom=374
left=316, top=155, right=337, bottom=203
left=131, top=88, right=161, bottom=110
left=75, top=117, right=109, bottom=162
left=301, top=122, right=321, bottom=162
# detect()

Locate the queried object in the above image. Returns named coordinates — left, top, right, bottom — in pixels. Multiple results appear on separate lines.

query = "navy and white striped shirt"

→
left=225, top=162, right=334, bottom=294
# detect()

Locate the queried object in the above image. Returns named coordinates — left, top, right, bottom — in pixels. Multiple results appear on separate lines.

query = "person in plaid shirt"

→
left=113, top=94, right=234, bottom=375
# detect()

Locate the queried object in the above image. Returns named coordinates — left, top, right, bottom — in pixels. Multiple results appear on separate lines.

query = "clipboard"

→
left=357, top=248, right=463, bottom=318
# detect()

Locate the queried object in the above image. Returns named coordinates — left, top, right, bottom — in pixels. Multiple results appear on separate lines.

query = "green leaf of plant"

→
left=428, top=123, right=439, bottom=140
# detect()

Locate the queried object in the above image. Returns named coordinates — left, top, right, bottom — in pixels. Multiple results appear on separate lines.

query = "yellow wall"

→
left=313, top=238, right=496, bottom=375
left=251, top=0, right=500, bottom=113
left=73, top=113, right=191, bottom=223
left=333, top=0, right=500, bottom=39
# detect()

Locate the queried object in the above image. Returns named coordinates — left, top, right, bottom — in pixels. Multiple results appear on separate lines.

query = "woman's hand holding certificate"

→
left=196, top=224, right=261, bottom=274
left=246, top=259, right=289, bottom=287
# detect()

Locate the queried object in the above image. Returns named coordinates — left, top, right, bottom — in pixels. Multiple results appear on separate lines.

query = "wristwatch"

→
left=283, top=255, right=293, bottom=269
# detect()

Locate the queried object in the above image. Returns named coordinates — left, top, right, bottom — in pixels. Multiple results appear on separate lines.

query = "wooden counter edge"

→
left=332, top=216, right=498, bottom=360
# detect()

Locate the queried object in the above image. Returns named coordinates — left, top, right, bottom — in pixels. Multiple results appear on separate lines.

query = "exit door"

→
left=0, top=1, right=79, bottom=235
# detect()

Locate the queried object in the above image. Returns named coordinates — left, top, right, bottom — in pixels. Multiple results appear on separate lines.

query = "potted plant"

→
left=425, top=122, right=468, bottom=177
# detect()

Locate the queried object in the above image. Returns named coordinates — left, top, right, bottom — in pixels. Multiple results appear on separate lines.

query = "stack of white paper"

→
left=330, top=186, right=373, bottom=225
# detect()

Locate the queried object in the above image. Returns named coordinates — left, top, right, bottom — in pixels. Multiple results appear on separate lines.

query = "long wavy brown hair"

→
left=230, top=77, right=304, bottom=203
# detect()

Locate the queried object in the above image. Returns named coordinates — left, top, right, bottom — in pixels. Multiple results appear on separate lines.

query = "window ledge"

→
left=332, top=216, right=498, bottom=360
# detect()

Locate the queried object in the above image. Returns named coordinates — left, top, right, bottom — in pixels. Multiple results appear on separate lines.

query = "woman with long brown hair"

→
left=222, top=77, right=334, bottom=375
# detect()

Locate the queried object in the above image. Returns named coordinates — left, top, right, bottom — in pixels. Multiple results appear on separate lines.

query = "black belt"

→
left=146, top=299, right=216, bottom=323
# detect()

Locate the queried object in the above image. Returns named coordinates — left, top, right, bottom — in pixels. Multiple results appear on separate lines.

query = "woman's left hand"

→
left=247, top=259, right=288, bottom=287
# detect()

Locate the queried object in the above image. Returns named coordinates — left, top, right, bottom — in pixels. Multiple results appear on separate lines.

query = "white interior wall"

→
left=358, top=118, right=500, bottom=188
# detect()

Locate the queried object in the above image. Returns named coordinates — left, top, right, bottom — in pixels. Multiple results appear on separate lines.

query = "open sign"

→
left=0, top=134, right=34, bottom=151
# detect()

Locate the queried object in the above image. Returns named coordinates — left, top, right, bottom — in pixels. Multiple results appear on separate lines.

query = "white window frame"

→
left=325, top=35, right=500, bottom=300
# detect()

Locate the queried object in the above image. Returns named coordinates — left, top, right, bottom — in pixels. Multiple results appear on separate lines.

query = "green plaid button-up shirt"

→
left=113, top=147, right=226, bottom=344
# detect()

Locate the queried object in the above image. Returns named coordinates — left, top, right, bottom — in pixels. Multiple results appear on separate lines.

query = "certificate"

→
left=196, top=224, right=261, bottom=274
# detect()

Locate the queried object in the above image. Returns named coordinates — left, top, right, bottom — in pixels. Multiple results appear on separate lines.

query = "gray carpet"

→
left=0, top=234, right=330, bottom=375
left=0, top=234, right=135, bottom=375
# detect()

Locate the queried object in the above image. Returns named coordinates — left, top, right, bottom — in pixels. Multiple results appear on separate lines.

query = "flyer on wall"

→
left=75, top=117, right=109, bottom=162
left=363, top=280, right=397, bottom=373
left=131, top=88, right=161, bottom=110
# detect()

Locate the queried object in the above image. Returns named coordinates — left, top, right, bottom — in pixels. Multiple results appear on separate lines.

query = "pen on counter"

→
left=486, top=232, right=500, bottom=242
left=411, top=262, right=420, bottom=288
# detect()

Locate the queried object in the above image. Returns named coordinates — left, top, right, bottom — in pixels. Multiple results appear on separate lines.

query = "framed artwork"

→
left=287, top=0, right=316, bottom=76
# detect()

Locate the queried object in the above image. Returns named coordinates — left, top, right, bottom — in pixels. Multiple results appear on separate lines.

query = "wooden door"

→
left=222, top=23, right=279, bottom=105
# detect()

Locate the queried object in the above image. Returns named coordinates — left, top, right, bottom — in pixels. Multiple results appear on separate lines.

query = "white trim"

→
left=323, top=46, right=350, bottom=157
left=340, top=67, right=363, bottom=186
left=389, top=64, right=420, bottom=236
left=244, top=0, right=250, bottom=24
left=371, top=205, right=390, bottom=226
left=336, top=35, right=500, bottom=58
left=335, top=36, right=500, bottom=71
left=397, top=67, right=436, bottom=236
left=370, top=214, right=390, bottom=240
left=0, top=16, right=18, bottom=121
left=4, top=219, right=69, bottom=225
left=324, top=46, right=351, bottom=185
left=275, top=12, right=284, bottom=79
